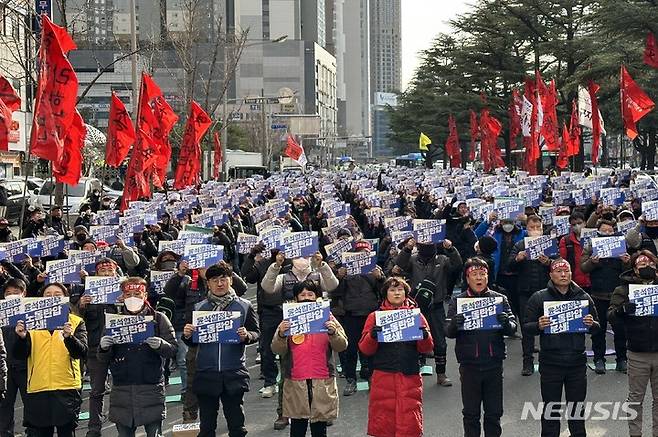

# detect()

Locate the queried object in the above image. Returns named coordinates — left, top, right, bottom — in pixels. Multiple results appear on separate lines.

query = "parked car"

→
left=0, top=179, right=39, bottom=224
left=35, top=177, right=122, bottom=214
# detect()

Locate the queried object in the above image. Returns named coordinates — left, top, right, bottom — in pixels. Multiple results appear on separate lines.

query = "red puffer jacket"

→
left=358, top=299, right=434, bottom=437
left=559, top=232, right=591, bottom=289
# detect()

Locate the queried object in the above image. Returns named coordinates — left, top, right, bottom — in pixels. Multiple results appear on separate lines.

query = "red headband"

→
left=636, top=255, right=653, bottom=266
left=466, top=265, right=488, bottom=276
left=122, top=283, right=146, bottom=293
left=550, top=260, right=571, bottom=272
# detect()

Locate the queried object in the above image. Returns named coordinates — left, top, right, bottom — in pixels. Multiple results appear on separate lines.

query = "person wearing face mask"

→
left=70, top=226, right=91, bottom=250
left=272, top=280, right=347, bottom=437
left=558, top=212, right=591, bottom=292
left=609, top=250, right=658, bottom=437
left=358, top=277, right=434, bottom=437
left=261, top=251, right=339, bottom=430
left=476, top=212, right=527, bottom=310
left=13, top=282, right=88, bottom=437
left=508, top=215, right=553, bottom=376
left=182, top=262, right=259, bottom=437
left=0, top=218, right=15, bottom=243
left=98, top=277, right=177, bottom=437
left=626, top=215, right=658, bottom=257
left=395, top=236, right=462, bottom=386
left=99, top=196, right=114, bottom=211
left=75, top=258, right=121, bottom=437
left=0, top=280, right=22, bottom=437
left=524, top=259, right=599, bottom=437
left=46, top=206, right=72, bottom=238
left=581, top=219, right=631, bottom=374
left=631, top=198, right=642, bottom=220
left=158, top=213, right=179, bottom=240
left=446, top=258, right=517, bottom=437
left=74, top=204, right=93, bottom=230
left=20, top=208, right=46, bottom=239
left=331, top=240, right=385, bottom=396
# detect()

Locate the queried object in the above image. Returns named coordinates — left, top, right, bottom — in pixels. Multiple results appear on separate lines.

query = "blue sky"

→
left=401, top=0, right=471, bottom=90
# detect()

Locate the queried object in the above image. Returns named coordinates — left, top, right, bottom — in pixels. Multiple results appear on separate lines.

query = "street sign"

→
left=244, top=98, right=259, bottom=104
left=266, top=97, right=281, bottom=104
left=271, top=124, right=287, bottom=130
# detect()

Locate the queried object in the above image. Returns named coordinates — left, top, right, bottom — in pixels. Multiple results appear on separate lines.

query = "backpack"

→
left=410, top=278, right=436, bottom=312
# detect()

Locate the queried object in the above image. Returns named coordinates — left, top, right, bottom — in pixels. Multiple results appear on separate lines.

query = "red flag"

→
left=30, top=15, right=78, bottom=163
left=134, top=73, right=162, bottom=176
left=587, top=80, right=602, bottom=164
left=509, top=89, right=522, bottom=149
left=53, top=111, right=85, bottom=185
left=174, top=101, right=212, bottom=190
left=445, top=115, right=461, bottom=168
left=645, top=33, right=658, bottom=69
left=285, top=134, right=304, bottom=161
left=557, top=122, right=570, bottom=169
left=120, top=129, right=155, bottom=210
left=620, top=65, right=656, bottom=140
left=480, top=109, right=503, bottom=172
left=213, top=131, right=222, bottom=180
left=469, top=110, right=478, bottom=161
left=523, top=78, right=540, bottom=174
left=541, top=80, right=560, bottom=151
left=151, top=94, right=178, bottom=188
left=105, top=92, right=136, bottom=167
left=0, top=76, right=20, bottom=151
left=568, top=99, right=581, bottom=157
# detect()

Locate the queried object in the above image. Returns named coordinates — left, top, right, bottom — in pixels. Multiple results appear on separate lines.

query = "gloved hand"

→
left=497, top=312, right=510, bottom=326
left=99, top=336, right=115, bottom=350
left=620, top=302, right=637, bottom=315
left=370, top=326, right=383, bottom=339
left=452, top=314, right=466, bottom=327
left=145, top=337, right=163, bottom=350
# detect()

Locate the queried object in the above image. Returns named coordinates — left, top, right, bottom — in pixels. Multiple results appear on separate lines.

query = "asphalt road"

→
left=12, top=286, right=643, bottom=436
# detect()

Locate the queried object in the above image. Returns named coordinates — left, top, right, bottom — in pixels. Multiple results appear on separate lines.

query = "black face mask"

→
left=417, top=244, right=436, bottom=259
left=75, top=234, right=87, bottom=242
left=0, top=228, right=9, bottom=236
left=296, top=299, right=317, bottom=303
left=647, top=227, right=658, bottom=239
left=161, top=261, right=177, bottom=271
left=639, top=266, right=657, bottom=280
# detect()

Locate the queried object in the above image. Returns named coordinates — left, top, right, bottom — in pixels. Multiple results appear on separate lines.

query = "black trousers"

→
left=0, top=366, right=29, bottom=437
left=539, top=364, right=587, bottom=437
left=31, top=424, right=75, bottom=437
left=197, top=391, right=247, bottom=437
left=496, top=274, right=519, bottom=318
left=519, top=294, right=536, bottom=362
left=290, top=419, right=327, bottom=437
left=337, top=314, right=370, bottom=381
left=460, top=365, right=503, bottom=437
left=422, top=302, right=448, bottom=373
left=260, top=306, right=283, bottom=387
left=591, top=297, right=627, bottom=362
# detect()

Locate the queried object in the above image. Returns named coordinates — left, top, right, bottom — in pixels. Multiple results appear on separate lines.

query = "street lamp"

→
left=220, top=34, right=288, bottom=180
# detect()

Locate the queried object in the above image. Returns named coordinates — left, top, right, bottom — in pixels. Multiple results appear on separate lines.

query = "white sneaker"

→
left=261, top=385, right=276, bottom=398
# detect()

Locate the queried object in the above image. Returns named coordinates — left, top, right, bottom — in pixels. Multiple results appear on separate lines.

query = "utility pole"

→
left=129, top=0, right=138, bottom=120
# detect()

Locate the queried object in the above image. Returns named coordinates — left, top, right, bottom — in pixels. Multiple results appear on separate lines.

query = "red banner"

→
left=469, top=110, right=478, bottom=161
left=645, top=33, right=658, bottom=69
left=588, top=81, right=602, bottom=164
left=285, top=134, right=304, bottom=161
left=173, top=101, right=212, bottom=190
left=105, top=92, right=136, bottom=167
left=53, top=110, right=85, bottom=185
left=568, top=99, right=581, bottom=157
left=620, top=65, right=655, bottom=140
left=541, top=80, right=560, bottom=151
left=509, top=89, right=522, bottom=150
left=213, top=131, right=222, bottom=180
left=445, top=115, right=461, bottom=168
left=30, top=15, right=78, bottom=163
left=557, top=122, right=570, bottom=169
left=0, top=76, right=20, bottom=151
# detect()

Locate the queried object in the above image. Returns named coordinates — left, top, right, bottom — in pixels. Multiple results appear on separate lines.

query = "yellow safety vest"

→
left=27, top=313, right=84, bottom=393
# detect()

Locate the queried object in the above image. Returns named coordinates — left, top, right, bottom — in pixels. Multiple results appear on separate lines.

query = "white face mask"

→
left=4, top=293, right=21, bottom=300
left=502, top=224, right=514, bottom=233
left=124, top=296, right=144, bottom=313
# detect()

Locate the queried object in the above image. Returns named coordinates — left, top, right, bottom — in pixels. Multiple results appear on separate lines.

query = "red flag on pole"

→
left=620, top=65, right=655, bottom=140
left=53, top=110, right=85, bottom=185
left=30, top=14, right=78, bottom=163
left=0, top=76, right=20, bottom=151
left=151, top=94, right=178, bottom=188
left=120, top=129, right=155, bottom=210
left=213, top=131, right=222, bottom=180
left=557, top=122, right=570, bottom=169
left=285, top=134, right=305, bottom=162
left=509, top=89, right=522, bottom=149
left=644, top=33, right=658, bottom=69
left=523, top=78, right=540, bottom=174
left=568, top=99, right=581, bottom=157
left=174, top=101, right=212, bottom=190
left=587, top=80, right=602, bottom=165
left=541, top=80, right=560, bottom=151
left=469, top=110, right=478, bottom=161
left=445, top=115, right=461, bottom=168
left=105, top=92, right=136, bottom=167
left=480, top=109, right=503, bottom=172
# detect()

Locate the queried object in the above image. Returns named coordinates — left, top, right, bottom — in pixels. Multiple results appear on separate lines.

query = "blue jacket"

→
left=475, top=221, right=526, bottom=276
left=187, top=295, right=259, bottom=373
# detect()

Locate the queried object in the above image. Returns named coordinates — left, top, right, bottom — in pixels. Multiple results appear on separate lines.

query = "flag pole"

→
left=65, top=184, right=70, bottom=226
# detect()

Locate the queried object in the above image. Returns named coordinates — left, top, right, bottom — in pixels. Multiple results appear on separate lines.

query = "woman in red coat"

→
left=359, top=277, right=434, bottom=437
